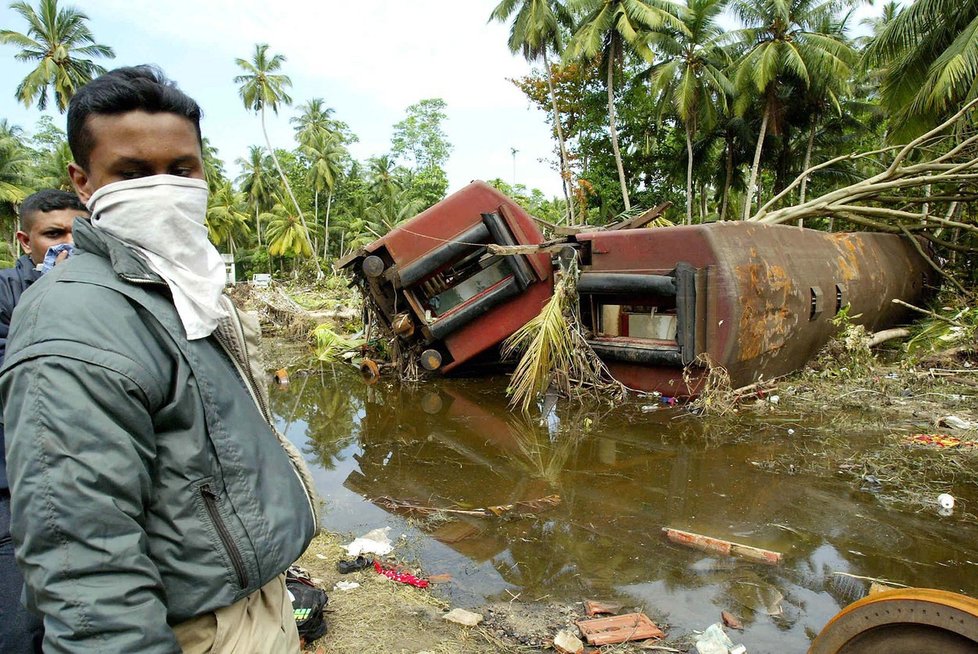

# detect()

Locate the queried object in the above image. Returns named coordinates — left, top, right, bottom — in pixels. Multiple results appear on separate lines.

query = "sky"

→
left=0, top=0, right=884, bottom=200
left=0, top=0, right=565, bottom=195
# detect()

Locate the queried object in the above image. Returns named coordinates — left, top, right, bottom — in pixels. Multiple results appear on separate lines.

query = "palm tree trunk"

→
left=743, top=103, right=770, bottom=221
left=719, top=135, right=733, bottom=221
left=799, top=123, right=816, bottom=204
left=323, top=191, right=333, bottom=259
left=313, top=190, right=319, bottom=254
left=255, top=206, right=263, bottom=247
left=685, top=123, right=694, bottom=225
left=543, top=49, right=575, bottom=225
left=607, top=41, right=630, bottom=212
left=261, top=106, right=324, bottom=279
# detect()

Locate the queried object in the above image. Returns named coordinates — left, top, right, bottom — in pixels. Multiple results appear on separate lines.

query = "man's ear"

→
left=15, top=230, right=32, bottom=256
left=68, top=162, right=93, bottom=203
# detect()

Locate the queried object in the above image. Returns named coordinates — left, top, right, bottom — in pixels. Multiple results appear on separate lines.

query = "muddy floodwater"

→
left=270, top=365, right=978, bottom=652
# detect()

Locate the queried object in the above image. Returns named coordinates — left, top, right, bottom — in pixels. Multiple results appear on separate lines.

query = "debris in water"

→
left=721, top=610, right=743, bottom=630
left=662, top=528, right=783, bottom=565
left=576, top=613, right=665, bottom=646
left=373, top=494, right=561, bottom=518
left=274, top=368, right=290, bottom=385
left=905, top=433, right=978, bottom=448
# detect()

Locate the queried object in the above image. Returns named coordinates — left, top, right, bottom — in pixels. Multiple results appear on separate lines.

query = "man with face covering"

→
left=0, top=66, right=318, bottom=653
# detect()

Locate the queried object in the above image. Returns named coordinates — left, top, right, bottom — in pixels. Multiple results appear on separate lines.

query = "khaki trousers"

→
left=173, top=574, right=300, bottom=654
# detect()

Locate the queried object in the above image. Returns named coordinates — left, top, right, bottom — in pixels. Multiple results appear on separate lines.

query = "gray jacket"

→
left=0, top=218, right=318, bottom=653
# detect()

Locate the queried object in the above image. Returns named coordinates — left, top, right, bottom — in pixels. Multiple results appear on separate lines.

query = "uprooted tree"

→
left=748, top=99, right=978, bottom=294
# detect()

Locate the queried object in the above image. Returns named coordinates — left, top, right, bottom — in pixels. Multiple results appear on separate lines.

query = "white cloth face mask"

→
left=87, top=174, right=228, bottom=340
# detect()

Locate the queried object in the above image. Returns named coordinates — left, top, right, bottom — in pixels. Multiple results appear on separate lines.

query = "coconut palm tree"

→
left=0, top=0, right=115, bottom=112
left=864, top=0, right=978, bottom=142
left=367, top=154, right=401, bottom=203
left=567, top=0, right=687, bottom=212
left=291, top=98, right=334, bottom=148
left=731, top=0, right=855, bottom=219
left=366, top=188, right=424, bottom=235
left=490, top=0, right=577, bottom=223
left=234, top=43, right=322, bottom=276
left=206, top=181, right=251, bottom=255
left=235, top=145, right=278, bottom=248
left=647, top=0, right=732, bottom=224
left=264, top=199, right=313, bottom=264
left=303, top=131, right=346, bottom=259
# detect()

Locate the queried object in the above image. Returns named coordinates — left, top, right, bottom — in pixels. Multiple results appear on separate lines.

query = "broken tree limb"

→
left=486, top=238, right=570, bottom=256
left=892, top=298, right=967, bottom=326
left=868, top=328, right=911, bottom=347
left=749, top=98, right=978, bottom=244
left=662, top=527, right=782, bottom=565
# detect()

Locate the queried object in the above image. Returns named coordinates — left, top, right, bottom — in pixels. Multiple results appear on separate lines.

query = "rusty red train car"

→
left=339, top=181, right=554, bottom=373
left=573, top=221, right=936, bottom=395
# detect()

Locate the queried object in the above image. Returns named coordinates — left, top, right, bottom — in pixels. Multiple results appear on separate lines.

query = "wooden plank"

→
left=576, top=613, right=665, bottom=646
left=662, top=527, right=782, bottom=565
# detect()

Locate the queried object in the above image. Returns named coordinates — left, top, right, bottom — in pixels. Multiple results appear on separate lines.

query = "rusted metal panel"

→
left=576, top=222, right=935, bottom=394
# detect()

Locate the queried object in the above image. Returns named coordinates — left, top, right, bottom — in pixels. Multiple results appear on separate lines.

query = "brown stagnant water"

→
left=269, top=365, right=978, bottom=652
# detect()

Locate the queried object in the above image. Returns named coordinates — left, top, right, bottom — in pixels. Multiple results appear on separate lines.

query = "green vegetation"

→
left=1, top=0, right=977, bottom=287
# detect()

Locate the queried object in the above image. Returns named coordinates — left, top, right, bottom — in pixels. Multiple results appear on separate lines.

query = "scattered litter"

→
left=576, top=613, right=665, bottom=646
left=787, top=428, right=795, bottom=436
left=373, top=560, right=429, bottom=588
left=333, top=581, right=359, bottom=591
left=641, top=404, right=658, bottom=413
left=273, top=368, right=289, bottom=385
left=553, top=628, right=585, bottom=654
left=662, top=527, right=782, bottom=565
left=905, top=433, right=978, bottom=448
left=442, top=608, right=483, bottom=626
left=585, top=599, right=623, bottom=616
left=314, top=554, right=327, bottom=560
left=344, top=527, right=393, bottom=557
left=769, top=395, right=780, bottom=405
left=938, top=415, right=973, bottom=430
left=661, top=396, right=677, bottom=406
left=938, top=493, right=956, bottom=515
left=730, top=645, right=747, bottom=654
left=694, top=623, right=734, bottom=654
left=336, top=556, right=373, bottom=574
left=721, top=610, right=743, bottom=630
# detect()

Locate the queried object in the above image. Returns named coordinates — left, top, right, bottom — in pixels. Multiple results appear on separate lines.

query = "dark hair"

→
left=19, top=189, right=88, bottom=231
left=67, top=65, right=203, bottom=170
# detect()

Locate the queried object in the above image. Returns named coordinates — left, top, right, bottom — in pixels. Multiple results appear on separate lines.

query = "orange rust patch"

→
left=735, top=261, right=794, bottom=362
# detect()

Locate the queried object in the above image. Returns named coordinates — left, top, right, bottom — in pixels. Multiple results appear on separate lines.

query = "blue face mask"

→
left=37, top=243, right=75, bottom=273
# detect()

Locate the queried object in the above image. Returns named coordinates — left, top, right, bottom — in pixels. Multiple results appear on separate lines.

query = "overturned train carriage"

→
left=344, top=182, right=936, bottom=396
left=574, top=222, right=936, bottom=395
left=339, top=181, right=553, bottom=373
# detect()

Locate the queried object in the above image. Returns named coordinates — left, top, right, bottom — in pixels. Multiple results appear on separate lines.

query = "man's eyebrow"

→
left=169, top=155, right=200, bottom=166
left=112, top=157, right=152, bottom=168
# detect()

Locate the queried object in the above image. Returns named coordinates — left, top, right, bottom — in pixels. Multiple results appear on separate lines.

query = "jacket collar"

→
left=72, top=217, right=163, bottom=284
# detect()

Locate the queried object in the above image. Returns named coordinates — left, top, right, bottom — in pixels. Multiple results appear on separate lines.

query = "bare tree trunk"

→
left=743, top=103, right=770, bottom=221
left=543, top=50, right=576, bottom=225
left=261, top=106, right=324, bottom=279
left=719, top=135, right=733, bottom=221
left=323, top=191, right=333, bottom=260
left=685, top=123, right=694, bottom=225
left=607, top=41, right=631, bottom=212
left=255, top=206, right=262, bottom=248
left=800, top=123, right=816, bottom=204
left=313, top=190, right=319, bottom=254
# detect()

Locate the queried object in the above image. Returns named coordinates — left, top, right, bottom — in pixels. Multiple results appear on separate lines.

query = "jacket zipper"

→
left=200, top=484, right=249, bottom=588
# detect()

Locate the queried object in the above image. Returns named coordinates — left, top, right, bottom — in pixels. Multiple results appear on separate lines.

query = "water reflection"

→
left=270, top=365, right=978, bottom=652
